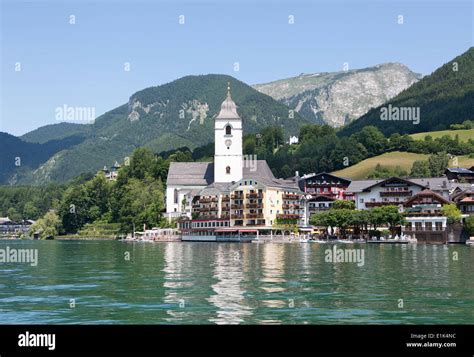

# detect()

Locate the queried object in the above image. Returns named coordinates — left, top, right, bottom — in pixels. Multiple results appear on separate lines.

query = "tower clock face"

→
left=225, top=139, right=232, bottom=147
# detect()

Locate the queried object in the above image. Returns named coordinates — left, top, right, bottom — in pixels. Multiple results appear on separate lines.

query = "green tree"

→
left=29, top=211, right=61, bottom=239
left=442, top=204, right=462, bottom=224
left=368, top=207, right=385, bottom=230
left=379, top=205, right=405, bottom=235
left=332, top=200, right=355, bottom=210
left=58, top=185, right=92, bottom=233
left=410, top=160, right=431, bottom=177
left=23, top=201, right=41, bottom=220
left=280, top=164, right=292, bottom=179
left=428, top=152, right=450, bottom=177
left=464, top=215, right=474, bottom=235
left=117, top=177, right=165, bottom=232
left=350, top=126, right=387, bottom=156
left=6, top=207, right=22, bottom=222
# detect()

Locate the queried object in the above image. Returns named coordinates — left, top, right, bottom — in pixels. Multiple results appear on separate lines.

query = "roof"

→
left=216, top=84, right=240, bottom=120
left=445, top=167, right=474, bottom=174
left=361, top=177, right=427, bottom=191
left=300, top=172, right=351, bottom=184
left=410, top=177, right=450, bottom=191
left=404, top=189, right=451, bottom=206
left=242, top=160, right=300, bottom=190
left=451, top=188, right=474, bottom=202
left=346, top=177, right=451, bottom=193
left=167, top=159, right=300, bottom=191
left=346, top=179, right=381, bottom=193
left=166, top=162, right=214, bottom=186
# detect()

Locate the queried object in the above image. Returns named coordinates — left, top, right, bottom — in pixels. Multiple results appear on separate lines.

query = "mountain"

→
left=21, top=122, right=91, bottom=144
left=0, top=132, right=86, bottom=185
left=339, top=47, right=474, bottom=136
left=253, top=63, right=421, bottom=127
left=6, top=75, right=310, bottom=185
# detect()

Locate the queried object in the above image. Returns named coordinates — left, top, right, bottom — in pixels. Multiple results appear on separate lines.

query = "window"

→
left=174, top=189, right=179, bottom=204
left=225, top=125, right=232, bottom=135
left=226, top=166, right=231, bottom=174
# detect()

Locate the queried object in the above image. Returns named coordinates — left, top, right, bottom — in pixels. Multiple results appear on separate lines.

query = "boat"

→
left=466, top=237, right=474, bottom=245
left=309, top=239, right=328, bottom=244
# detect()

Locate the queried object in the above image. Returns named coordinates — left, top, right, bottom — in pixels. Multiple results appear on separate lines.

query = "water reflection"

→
left=163, top=243, right=193, bottom=322
left=207, top=245, right=253, bottom=324
left=260, top=243, right=286, bottom=310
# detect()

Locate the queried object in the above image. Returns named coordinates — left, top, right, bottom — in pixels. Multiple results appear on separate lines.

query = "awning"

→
left=215, top=229, right=238, bottom=233
left=239, top=229, right=258, bottom=233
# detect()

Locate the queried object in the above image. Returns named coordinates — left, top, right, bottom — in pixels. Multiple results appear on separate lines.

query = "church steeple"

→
left=214, top=83, right=243, bottom=183
left=216, top=82, right=240, bottom=120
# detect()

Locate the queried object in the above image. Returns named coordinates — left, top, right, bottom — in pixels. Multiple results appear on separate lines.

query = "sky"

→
left=1, top=0, right=472, bottom=136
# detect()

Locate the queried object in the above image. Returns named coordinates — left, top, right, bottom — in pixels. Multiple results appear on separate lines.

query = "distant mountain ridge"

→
left=0, top=132, right=86, bottom=185
left=2, top=75, right=310, bottom=185
left=21, top=122, right=91, bottom=144
left=339, top=47, right=474, bottom=136
left=254, top=62, right=421, bottom=127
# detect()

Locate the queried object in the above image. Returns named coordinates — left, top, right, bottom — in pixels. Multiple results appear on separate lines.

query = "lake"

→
left=0, top=240, right=473, bottom=324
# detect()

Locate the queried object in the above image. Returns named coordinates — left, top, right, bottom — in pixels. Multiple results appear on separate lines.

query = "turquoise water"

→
left=0, top=240, right=473, bottom=324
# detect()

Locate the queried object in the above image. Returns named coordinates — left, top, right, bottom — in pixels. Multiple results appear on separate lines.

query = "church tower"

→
left=214, top=83, right=243, bottom=183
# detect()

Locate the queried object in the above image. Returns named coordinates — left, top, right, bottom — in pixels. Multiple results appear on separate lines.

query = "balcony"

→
left=246, top=193, right=263, bottom=199
left=246, top=213, right=264, bottom=219
left=404, top=227, right=444, bottom=232
left=231, top=214, right=245, bottom=219
left=277, top=213, right=300, bottom=219
left=231, top=193, right=244, bottom=199
left=380, top=190, right=412, bottom=197
left=221, top=196, right=230, bottom=202
left=200, top=197, right=218, bottom=203
left=365, top=201, right=402, bottom=207
left=199, top=215, right=218, bottom=220
left=246, top=222, right=266, bottom=227
left=283, top=204, right=300, bottom=209
left=309, top=206, right=330, bottom=212
left=231, top=204, right=244, bottom=209
left=245, top=203, right=263, bottom=209
left=405, top=211, right=443, bottom=217
left=282, top=193, right=299, bottom=200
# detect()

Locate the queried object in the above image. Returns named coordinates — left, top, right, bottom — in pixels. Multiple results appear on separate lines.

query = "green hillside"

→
left=340, top=47, right=474, bottom=136
left=0, top=132, right=86, bottom=185
left=410, top=128, right=474, bottom=142
left=332, top=151, right=474, bottom=180
left=21, top=122, right=92, bottom=144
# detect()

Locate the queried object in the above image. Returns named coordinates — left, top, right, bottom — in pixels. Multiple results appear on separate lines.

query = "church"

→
left=165, top=85, right=305, bottom=241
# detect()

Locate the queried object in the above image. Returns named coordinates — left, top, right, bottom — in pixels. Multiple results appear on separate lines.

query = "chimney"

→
left=295, top=171, right=299, bottom=178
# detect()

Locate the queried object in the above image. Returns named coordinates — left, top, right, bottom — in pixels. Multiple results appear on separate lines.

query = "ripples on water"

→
left=0, top=240, right=473, bottom=324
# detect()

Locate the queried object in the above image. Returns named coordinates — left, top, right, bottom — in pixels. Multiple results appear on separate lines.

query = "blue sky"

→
left=1, top=0, right=472, bottom=136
